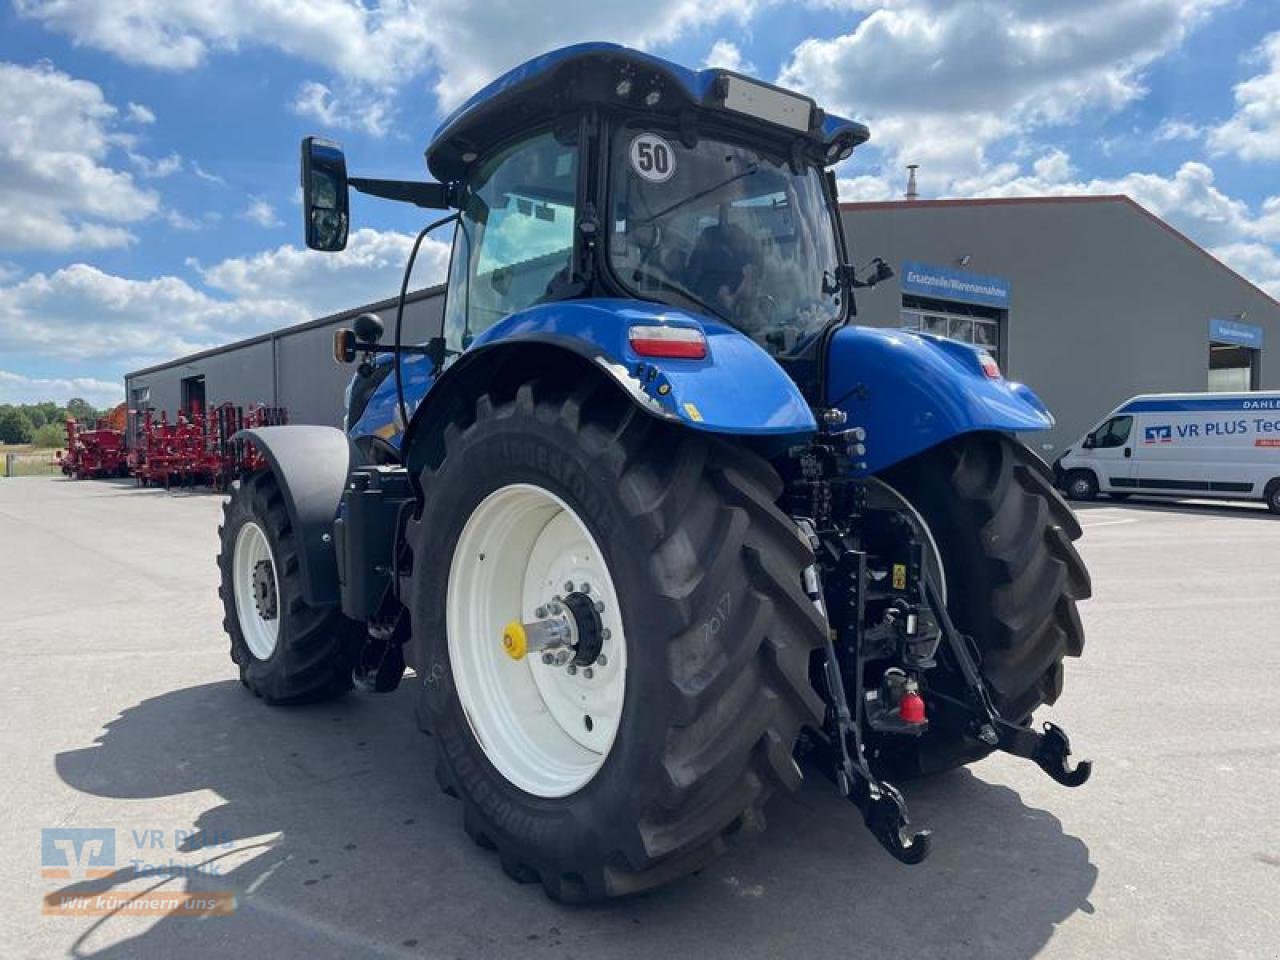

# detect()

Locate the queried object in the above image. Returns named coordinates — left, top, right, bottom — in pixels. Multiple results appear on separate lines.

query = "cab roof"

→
left=424, top=42, right=869, bottom=182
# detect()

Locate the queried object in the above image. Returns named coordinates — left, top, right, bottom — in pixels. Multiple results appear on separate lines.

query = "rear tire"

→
left=875, top=432, right=1091, bottom=777
left=1064, top=469, right=1098, bottom=501
left=217, top=471, right=363, bottom=704
left=409, top=378, right=825, bottom=902
left=1265, top=479, right=1280, bottom=515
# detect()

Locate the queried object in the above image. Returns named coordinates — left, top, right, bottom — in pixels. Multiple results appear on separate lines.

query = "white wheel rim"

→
left=447, top=484, right=627, bottom=798
left=233, top=521, right=280, bottom=661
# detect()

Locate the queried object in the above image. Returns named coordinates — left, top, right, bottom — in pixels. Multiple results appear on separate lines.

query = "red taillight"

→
left=628, top=325, right=707, bottom=360
left=978, top=351, right=1001, bottom=379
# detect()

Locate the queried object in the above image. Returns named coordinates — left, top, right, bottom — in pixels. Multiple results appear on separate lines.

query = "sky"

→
left=1, top=0, right=1278, bottom=406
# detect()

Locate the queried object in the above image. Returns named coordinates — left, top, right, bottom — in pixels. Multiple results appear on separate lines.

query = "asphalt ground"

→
left=2, top=476, right=1277, bottom=959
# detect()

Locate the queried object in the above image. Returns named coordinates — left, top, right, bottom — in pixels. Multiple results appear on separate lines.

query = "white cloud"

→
left=191, top=161, right=225, bottom=185
left=240, top=197, right=283, bottom=228
left=780, top=0, right=1224, bottom=187
left=0, top=263, right=306, bottom=365
left=126, top=101, right=155, bottom=124
left=291, top=80, right=393, bottom=137
left=1208, top=32, right=1280, bottom=162
left=1209, top=242, right=1280, bottom=297
left=197, top=227, right=449, bottom=316
left=1154, top=118, right=1202, bottom=142
left=15, top=0, right=761, bottom=116
left=0, top=369, right=123, bottom=406
left=0, top=229, right=444, bottom=379
left=837, top=174, right=896, bottom=201
left=0, top=60, right=159, bottom=252
left=128, top=151, right=183, bottom=178
left=703, top=39, right=754, bottom=74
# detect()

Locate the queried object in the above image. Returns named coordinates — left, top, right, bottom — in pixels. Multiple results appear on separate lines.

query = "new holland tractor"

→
left=217, top=43, right=1092, bottom=902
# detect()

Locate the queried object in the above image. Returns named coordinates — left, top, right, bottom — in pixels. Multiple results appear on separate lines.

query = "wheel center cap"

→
left=252, top=558, right=278, bottom=621
left=562, top=591, right=604, bottom=665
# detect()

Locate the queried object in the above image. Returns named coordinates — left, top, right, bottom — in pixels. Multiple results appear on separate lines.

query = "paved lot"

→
left=3, top=476, right=1278, bottom=959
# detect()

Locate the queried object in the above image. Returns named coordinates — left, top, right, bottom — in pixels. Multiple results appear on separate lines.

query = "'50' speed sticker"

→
left=629, top=133, right=676, bottom=183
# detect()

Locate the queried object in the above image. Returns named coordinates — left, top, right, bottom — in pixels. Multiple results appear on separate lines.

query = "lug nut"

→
left=566, top=664, right=578, bottom=676
left=580, top=583, right=591, bottom=594
left=541, top=652, right=555, bottom=665
left=601, top=628, right=611, bottom=641
left=535, top=605, right=547, bottom=618
left=597, top=654, right=608, bottom=667
left=594, top=600, right=604, bottom=612
left=583, top=667, right=594, bottom=679
left=564, top=581, right=575, bottom=593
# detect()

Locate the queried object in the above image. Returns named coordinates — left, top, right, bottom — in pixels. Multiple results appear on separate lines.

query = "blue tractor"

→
left=217, top=43, right=1091, bottom=902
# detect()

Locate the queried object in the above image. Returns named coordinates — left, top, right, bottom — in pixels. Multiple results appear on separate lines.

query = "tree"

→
left=66, top=398, right=97, bottom=423
left=0, top=407, right=34, bottom=444
left=25, top=407, right=47, bottom=428
left=31, top=423, right=65, bottom=448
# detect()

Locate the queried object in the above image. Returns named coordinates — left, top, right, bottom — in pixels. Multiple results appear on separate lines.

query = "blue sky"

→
left=1, top=0, right=1277, bottom=405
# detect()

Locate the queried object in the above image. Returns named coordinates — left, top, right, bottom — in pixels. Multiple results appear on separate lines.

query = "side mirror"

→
left=333, top=328, right=357, bottom=364
left=870, top=258, right=895, bottom=285
left=301, top=136, right=350, bottom=251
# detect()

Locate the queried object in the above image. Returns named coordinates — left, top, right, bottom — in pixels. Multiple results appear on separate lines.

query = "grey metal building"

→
left=841, top=195, right=1280, bottom=454
left=125, top=194, right=1280, bottom=457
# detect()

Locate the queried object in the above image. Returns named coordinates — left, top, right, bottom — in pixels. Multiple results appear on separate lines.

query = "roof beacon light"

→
left=629, top=325, right=707, bottom=360
left=720, top=74, right=813, bottom=132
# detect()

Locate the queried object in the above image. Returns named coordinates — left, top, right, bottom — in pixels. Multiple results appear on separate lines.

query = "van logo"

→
left=1143, top=425, right=1173, bottom=444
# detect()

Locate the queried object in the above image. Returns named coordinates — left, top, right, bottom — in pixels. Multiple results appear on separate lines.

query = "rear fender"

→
left=234, top=426, right=356, bottom=607
left=826, top=325, right=1055, bottom=474
left=402, top=298, right=816, bottom=474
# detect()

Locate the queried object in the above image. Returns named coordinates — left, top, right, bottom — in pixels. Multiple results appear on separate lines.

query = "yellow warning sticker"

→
left=892, top=563, right=907, bottom=591
left=683, top=402, right=703, bottom=422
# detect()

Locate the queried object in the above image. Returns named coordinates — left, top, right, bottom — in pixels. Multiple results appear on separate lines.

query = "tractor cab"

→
left=307, top=43, right=871, bottom=371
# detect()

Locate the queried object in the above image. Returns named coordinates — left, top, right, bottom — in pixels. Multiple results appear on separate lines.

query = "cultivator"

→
left=131, top=404, right=288, bottom=489
left=57, top=418, right=128, bottom=479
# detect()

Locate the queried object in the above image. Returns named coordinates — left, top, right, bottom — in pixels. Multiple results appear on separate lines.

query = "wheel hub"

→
left=252, top=558, right=278, bottom=620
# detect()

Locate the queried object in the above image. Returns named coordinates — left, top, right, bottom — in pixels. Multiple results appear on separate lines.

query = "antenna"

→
left=905, top=164, right=919, bottom=201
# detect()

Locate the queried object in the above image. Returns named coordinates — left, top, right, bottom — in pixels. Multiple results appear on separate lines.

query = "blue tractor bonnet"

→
left=424, top=42, right=869, bottom=181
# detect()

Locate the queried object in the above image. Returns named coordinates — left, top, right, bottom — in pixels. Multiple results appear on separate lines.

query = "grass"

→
left=1, top=443, right=64, bottom=477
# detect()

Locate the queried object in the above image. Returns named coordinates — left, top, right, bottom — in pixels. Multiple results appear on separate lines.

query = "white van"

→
left=1056, top=391, right=1280, bottom=513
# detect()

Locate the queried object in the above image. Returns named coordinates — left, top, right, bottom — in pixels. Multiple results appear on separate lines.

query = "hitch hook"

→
left=1032, top=722, right=1092, bottom=787
left=852, top=779, right=932, bottom=865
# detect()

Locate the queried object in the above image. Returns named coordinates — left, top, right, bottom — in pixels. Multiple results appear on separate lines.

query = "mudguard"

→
left=825, top=325, right=1054, bottom=474
left=234, top=426, right=355, bottom=606
left=355, top=298, right=818, bottom=467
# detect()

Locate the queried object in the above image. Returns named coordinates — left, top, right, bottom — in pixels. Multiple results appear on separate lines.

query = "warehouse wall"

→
left=842, top=198, right=1280, bottom=455
left=125, top=287, right=446, bottom=440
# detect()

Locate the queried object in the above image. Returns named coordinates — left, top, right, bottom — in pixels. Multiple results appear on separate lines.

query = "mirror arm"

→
left=349, top=177, right=456, bottom=209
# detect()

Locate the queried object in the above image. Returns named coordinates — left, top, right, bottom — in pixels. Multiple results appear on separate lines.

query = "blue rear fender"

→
left=357, top=298, right=818, bottom=458
left=465, top=299, right=815, bottom=437
left=826, top=325, right=1054, bottom=474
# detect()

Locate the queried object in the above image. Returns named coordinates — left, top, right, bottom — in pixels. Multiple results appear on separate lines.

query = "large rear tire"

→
left=217, top=471, right=363, bottom=704
left=875, top=432, right=1091, bottom=777
left=409, top=378, right=825, bottom=902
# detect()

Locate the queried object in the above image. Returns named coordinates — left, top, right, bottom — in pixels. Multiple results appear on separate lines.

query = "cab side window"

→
left=443, top=129, right=578, bottom=354
left=1090, top=415, right=1133, bottom=448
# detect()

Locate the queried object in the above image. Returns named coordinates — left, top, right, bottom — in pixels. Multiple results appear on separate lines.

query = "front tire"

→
left=877, top=433, right=1091, bottom=776
left=410, top=379, right=825, bottom=902
left=217, top=471, right=363, bottom=703
left=1064, top=469, right=1098, bottom=501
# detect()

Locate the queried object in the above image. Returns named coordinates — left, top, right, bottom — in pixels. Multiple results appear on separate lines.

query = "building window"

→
left=900, top=294, right=1004, bottom=363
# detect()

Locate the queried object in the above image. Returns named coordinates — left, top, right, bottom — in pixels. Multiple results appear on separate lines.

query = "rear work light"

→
left=628, top=325, right=707, bottom=360
left=978, top=351, right=1001, bottom=379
